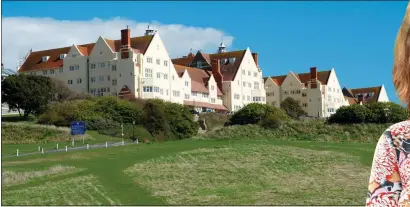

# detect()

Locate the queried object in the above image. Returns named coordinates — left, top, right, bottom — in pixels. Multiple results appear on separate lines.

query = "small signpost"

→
left=71, top=121, right=86, bottom=146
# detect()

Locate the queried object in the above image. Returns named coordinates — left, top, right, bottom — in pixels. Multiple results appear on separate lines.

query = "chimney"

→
left=121, top=28, right=131, bottom=59
left=211, top=59, right=223, bottom=90
left=310, top=67, right=317, bottom=80
left=252, top=53, right=258, bottom=66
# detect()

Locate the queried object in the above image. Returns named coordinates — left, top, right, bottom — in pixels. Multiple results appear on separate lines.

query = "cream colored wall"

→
left=264, top=78, right=281, bottom=108
left=88, top=37, right=120, bottom=97
left=377, top=84, right=389, bottom=102
left=322, top=69, right=347, bottom=117
left=228, top=48, right=266, bottom=112
left=142, top=33, right=184, bottom=104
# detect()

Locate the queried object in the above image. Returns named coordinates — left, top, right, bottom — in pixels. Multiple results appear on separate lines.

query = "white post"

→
left=136, top=139, right=139, bottom=144
left=105, top=142, right=108, bottom=148
left=16, top=149, right=19, bottom=157
left=72, top=139, right=74, bottom=147
left=41, top=148, right=44, bottom=154
left=38, top=146, right=41, bottom=151
left=65, top=146, right=68, bottom=152
left=56, top=143, right=59, bottom=149
left=122, top=140, right=124, bottom=145
left=87, top=144, right=89, bottom=149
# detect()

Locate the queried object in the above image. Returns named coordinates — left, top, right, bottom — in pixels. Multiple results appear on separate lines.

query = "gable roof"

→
left=18, top=35, right=154, bottom=73
left=172, top=50, right=247, bottom=82
left=174, top=64, right=223, bottom=96
left=266, top=70, right=331, bottom=86
left=342, top=86, right=382, bottom=104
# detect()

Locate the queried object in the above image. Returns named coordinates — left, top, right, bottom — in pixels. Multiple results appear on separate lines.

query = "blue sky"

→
left=2, top=1, right=408, bottom=104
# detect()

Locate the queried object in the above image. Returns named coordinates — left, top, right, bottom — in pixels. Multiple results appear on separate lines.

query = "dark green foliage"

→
left=51, top=79, right=90, bottom=102
left=328, top=102, right=408, bottom=124
left=280, top=97, right=307, bottom=119
left=143, top=100, right=171, bottom=137
left=261, top=114, right=282, bottom=129
left=230, top=103, right=289, bottom=125
left=98, top=124, right=153, bottom=141
left=2, top=74, right=54, bottom=117
left=198, top=112, right=230, bottom=131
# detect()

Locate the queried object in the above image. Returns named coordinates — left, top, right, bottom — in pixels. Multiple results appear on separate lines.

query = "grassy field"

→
left=1, top=138, right=376, bottom=205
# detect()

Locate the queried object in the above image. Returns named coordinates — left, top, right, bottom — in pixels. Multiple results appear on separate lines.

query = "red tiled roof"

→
left=174, top=64, right=223, bottom=96
left=18, top=35, right=154, bottom=73
left=342, top=86, right=382, bottom=104
left=183, top=100, right=227, bottom=111
left=267, top=70, right=331, bottom=86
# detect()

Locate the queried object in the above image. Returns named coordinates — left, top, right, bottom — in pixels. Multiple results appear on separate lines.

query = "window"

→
left=192, top=92, right=198, bottom=96
left=237, top=80, right=240, bottom=85
left=253, top=96, right=262, bottom=102
left=197, top=61, right=202, bottom=68
left=185, top=94, right=190, bottom=99
left=143, top=86, right=153, bottom=92
left=107, top=76, right=111, bottom=81
left=303, top=103, right=308, bottom=107
left=242, top=70, right=245, bottom=75
left=91, top=77, right=96, bottom=83
left=333, top=88, right=335, bottom=92
left=217, top=96, right=223, bottom=100
left=164, top=74, right=168, bottom=80
left=156, top=59, right=160, bottom=65
left=234, top=94, right=240, bottom=99
left=112, top=65, right=117, bottom=71
left=243, top=82, right=246, bottom=87
left=164, top=60, right=168, bottom=66
left=262, top=97, right=265, bottom=102
left=77, top=78, right=82, bottom=84
left=202, top=93, right=209, bottom=98
left=98, top=62, right=106, bottom=68
left=59, top=68, right=63, bottom=73
left=145, top=68, right=153, bottom=78
left=91, top=64, right=96, bottom=69
left=211, top=85, right=215, bottom=90
left=147, top=57, right=153, bottom=63
left=72, top=54, right=77, bottom=58
left=100, top=51, right=103, bottom=55
left=67, top=80, right=73, bottom=84
left=172, top=75, right=175, bottom=80
left=99, top=75, right=104, bottom=82
left=254, top=82, right=260, bottom=89
left=160, top=89, right=164, bottom=95
left=112, top=79, right=117, bottom=86
left=69, top=65, right=75, bottom=71
left=254, top=72, right=257, bottom=77
left=173, top=90, right=180, bottom=97
left=154, top=87, right=159, bottom=92
left=49, top=70, right=55, bottom=75
left=211, top=98, right=215, bottom=103
left=185, top=81, right=189, bottom=86
left=328, top=87, right=331, bottom=91
left=302, top=93, right=307, bottom=97
left=43, top=70, right=48, bottom=75
left=248, top=83, right=251, bottom=88
left=267, top=92, right=275, bottom=96
left=166, top=89, right=169, bottom=95
left=157, top=72, right=161, bottom=79
left=248, top=71, right=251, bottom=76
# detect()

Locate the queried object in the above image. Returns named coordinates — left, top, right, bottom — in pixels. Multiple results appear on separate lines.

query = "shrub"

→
left=98, top=124, right=152, bottom=141
left=143, top=100, right=172, bottom=138
left=198, top=113, right=230, bottom=131
left=163, top=101, right=198, bottom=139
left=261, top=114, right=282, bottom=129
left=328, top=105, right=369, bottom=124
left=280, top=97, right=307, bottom=119
left=230, top=103, right=289, bottom=125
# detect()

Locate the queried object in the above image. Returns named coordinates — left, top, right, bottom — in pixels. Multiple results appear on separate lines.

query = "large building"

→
left=342, top=85, right=389, bottom=105
left=264, top=67, right=348, bottom=118
left=17, top=27, right=266, bottom=112
left=172, top=44, right=266, bottom=111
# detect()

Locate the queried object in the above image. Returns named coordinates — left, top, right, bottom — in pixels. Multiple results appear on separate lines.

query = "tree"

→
left=230, top=103, right=289, bottom=125
left=2, top=74, right=54, bottom=117
left=280, top=97, right=307, bottom=119
left=51, top=79, right=90, bottom=102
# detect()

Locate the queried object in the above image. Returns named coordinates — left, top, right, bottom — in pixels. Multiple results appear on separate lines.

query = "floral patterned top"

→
left=366, top=120, right=410, bottom=207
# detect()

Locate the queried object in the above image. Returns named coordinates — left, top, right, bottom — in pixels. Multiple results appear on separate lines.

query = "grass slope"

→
left=1, top=139, right=376, bottom=205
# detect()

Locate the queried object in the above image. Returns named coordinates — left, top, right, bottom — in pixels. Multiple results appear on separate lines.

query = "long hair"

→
left=393, top=2, right=410, bottom=109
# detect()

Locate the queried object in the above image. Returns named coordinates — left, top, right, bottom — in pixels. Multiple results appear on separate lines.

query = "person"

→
left=365, top=3, right=410, bottom=207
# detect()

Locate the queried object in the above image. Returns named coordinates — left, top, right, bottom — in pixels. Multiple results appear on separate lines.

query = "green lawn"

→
left=1, top=138, right=376, bottom=205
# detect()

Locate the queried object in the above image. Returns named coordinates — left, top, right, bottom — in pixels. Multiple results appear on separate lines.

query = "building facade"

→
left=17, top=27, right=265, bottom=112
left=264, top=67, right=348, bottom=118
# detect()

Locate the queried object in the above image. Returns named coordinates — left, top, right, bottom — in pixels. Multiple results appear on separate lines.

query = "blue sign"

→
left=71, top=121, right=86, bottom=135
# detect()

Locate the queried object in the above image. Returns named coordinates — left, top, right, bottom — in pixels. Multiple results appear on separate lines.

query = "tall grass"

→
left=196, top=119, right=391, bottom=143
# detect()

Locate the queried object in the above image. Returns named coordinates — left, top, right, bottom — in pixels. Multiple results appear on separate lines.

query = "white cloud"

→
left=2, top=17, right=234, bottom=70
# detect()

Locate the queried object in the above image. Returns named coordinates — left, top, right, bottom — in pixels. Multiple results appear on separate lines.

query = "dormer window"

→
left=42, top=56, right=50, bottom=62
left=229, top=57, right=236, bottom=63
left=197, top=61, right=202, bottom=68
left=220, top=59, right=227, bottom=64
left=60, top=54, right=67, bottom=59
